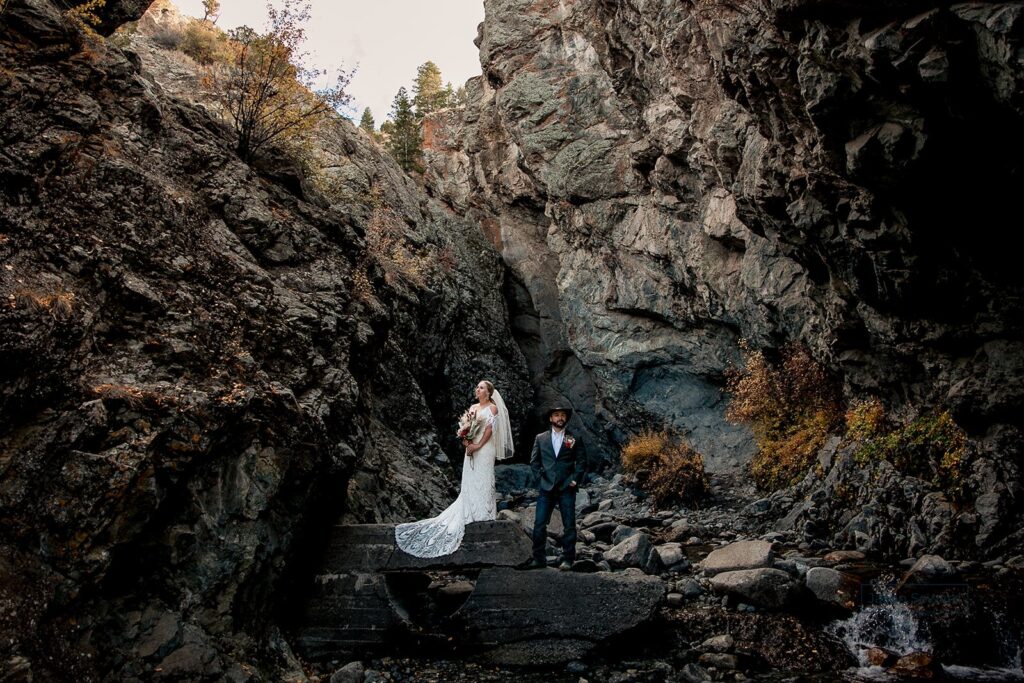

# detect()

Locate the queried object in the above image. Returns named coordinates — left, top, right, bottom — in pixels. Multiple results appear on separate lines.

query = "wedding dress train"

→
left=394, top=407, right=499, bottom=558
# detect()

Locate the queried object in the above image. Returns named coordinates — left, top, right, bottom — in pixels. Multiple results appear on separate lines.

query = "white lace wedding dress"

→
left=394, top=406, right=499, bottom=558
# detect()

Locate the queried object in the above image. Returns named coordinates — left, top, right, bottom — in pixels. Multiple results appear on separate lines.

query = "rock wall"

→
left=423, top=0, right=1024, bottom=473
left=0, top=1, right=529, bottom=679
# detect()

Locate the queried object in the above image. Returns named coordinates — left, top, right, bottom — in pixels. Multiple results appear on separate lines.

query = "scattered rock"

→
left=698, top=652, right=739, bottom=669
left=330, top=661, right=365, bottom=683
left=710, top=568, right=801, bottom=609
left=890, top=651, right=941, bottom=678
left=605, top=533, right=662, bottom=574
left=805, top=567, right=860, bottom=610
left=701, top=634, right=735, bottom=653
left=702, top=541, right=775, bottom=576
left=823, top=550, right=866, bottom=564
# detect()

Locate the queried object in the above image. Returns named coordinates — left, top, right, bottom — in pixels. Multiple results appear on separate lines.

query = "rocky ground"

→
left=306, top=465, right=1024, bottom=682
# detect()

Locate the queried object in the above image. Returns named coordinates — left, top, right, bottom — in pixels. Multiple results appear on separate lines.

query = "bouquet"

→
left=456, top=409, right=483, bottom=452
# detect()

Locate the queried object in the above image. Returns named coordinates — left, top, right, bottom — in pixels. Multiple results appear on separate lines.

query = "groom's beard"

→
left=551, top=420, right=566, bottom=429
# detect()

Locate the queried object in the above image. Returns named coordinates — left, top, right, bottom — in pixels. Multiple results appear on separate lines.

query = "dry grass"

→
left=12, top=287, right=77, bottom=319
left=91, top=383, right=173, bottom=409
left=621, top=429, right=708, bottom=508
left=366, top=204, right=430, bottom=289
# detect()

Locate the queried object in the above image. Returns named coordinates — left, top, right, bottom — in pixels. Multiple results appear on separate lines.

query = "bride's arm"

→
left=467, top=406, right=498, bottom=453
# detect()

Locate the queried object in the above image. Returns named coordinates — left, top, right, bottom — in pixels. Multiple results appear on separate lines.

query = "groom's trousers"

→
left=532, top=487, right=577, bottom=563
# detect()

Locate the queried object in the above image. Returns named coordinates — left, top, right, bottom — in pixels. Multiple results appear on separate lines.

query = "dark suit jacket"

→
left=530, top=429, right=587, bottom=493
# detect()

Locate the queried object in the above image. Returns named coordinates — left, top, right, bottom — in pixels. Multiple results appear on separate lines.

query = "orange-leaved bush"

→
left=725, top=340, right=843, bottom=491
left=847, top=399, right=970, bottom=498
left=621, top=430, right=708, bottom=508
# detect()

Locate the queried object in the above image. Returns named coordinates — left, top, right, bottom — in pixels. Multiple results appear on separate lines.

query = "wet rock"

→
left=823, top=550, right=866, bottom=564
left=866, top=647, right=899, bottom=667
left=710, top=568, right=801, bottom=609
left=899, top=554, right=959, bottom=595
left=889, top=651, right=941, bottom=678
left=805, top=567, right=860, bottom=610
left=678, top=663, right=712, bottom=683
left=702, top=541, right=775, bottom=576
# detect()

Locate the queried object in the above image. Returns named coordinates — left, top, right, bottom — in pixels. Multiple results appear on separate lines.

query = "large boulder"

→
left=710, top=568, right=802, bottom=609
left=460, top=567, right=666, bottom=665
left=702, top=540, right=775, bottom=576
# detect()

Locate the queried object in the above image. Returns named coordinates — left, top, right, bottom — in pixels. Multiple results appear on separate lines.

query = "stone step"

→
left=295, top=523, right=666, bottom=665
left=317, top=520, right=532, bottom=573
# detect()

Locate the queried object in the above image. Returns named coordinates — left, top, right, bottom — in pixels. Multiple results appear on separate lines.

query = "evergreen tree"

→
left=359, top=107, right=375, bottom=134
left=454, top=85, right=468, bottom=107
left=412, top=61, right=445, bottom=118
left=386, top=87, right=422, bottom=173
left=442, top=82, right=456, bottom=108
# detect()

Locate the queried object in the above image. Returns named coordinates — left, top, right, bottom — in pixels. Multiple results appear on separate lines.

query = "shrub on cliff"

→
left=846, top=399, right=971, bottom=497
left=179, top=18, right=230, bottom=65
left=725, top=341, right=843, bottom=491
left=197, top=0, right=353, bottom=162
left=621, top=430, right=708, bottom=508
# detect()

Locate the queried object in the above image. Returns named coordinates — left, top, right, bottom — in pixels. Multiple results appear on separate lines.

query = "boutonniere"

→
left=564, top=435, right=576, bottom=449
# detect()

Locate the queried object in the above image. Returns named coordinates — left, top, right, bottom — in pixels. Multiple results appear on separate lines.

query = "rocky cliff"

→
left=0, top=1, right=529, bottom=679
left=424, top=0, right=1024, bottom=475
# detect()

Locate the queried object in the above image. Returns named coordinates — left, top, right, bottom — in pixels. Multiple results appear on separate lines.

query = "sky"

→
left=175, top=0, right=486, bottom=126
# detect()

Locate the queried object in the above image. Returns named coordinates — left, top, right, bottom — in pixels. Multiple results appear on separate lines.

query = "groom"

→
left=528, top=406, right=587, bottom=570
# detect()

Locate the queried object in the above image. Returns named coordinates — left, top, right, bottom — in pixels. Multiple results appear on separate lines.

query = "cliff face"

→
left=423, top=0, right=1024, bottom=475
left=0, top=1, right=528, bottom=679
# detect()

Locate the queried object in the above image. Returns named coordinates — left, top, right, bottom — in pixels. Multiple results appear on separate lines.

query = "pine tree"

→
left=442, top=82, right=456, bottom=109
left=359, top=107, right=375, bottom=134
left=454, top=85, right=468, bottom=107
left=386, top=87, right=422, bottom=173
left=412, top=61, right=445, bottom=119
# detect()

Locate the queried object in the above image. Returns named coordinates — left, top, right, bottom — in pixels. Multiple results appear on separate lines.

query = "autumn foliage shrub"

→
left=621, top=430, right=708, bottom=508
left=847, top=400, right=970, bottom=498
left=179, top=19, right=231, bottom=65
left=725, top=341, right=843, bottom=491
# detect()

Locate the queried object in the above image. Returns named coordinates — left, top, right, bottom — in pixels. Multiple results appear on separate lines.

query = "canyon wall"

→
left=0, top=1, right=529, bottom=678
left=424, top=0, right=1024, bottom=474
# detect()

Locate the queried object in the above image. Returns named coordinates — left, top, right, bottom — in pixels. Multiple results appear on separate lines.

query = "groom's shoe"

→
left=558, top=559, right=573, bottom=571
left=525, top=558, right=547, bottom=570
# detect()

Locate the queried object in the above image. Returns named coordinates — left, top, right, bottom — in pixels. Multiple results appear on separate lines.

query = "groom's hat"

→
left=544, top=405, right=574, bottom=420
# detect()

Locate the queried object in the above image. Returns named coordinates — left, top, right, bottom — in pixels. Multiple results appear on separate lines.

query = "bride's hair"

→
left=480, top=380, right=494, bottom=399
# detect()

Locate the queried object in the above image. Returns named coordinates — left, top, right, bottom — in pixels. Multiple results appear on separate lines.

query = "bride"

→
left=395, top=380, right=514, bottom=558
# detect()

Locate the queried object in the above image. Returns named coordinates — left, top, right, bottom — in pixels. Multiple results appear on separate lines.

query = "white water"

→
left=827, top=578, right=930, bottom=667
left=827, top=577, right=1024, bottom=682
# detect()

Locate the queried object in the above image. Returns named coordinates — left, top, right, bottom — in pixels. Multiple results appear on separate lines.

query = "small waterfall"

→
left=827, top=576, right=930, bottom=667
left=827, top=575, right=1024, bottom=681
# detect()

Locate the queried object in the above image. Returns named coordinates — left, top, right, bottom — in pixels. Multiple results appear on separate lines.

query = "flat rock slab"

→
left=460, top=567, right=666, bottom=664
left=320, top=521, right=533, bottom=572
left=710, top=568, right=800, bottom=609
left=702, top=540, right=774, bottom=576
